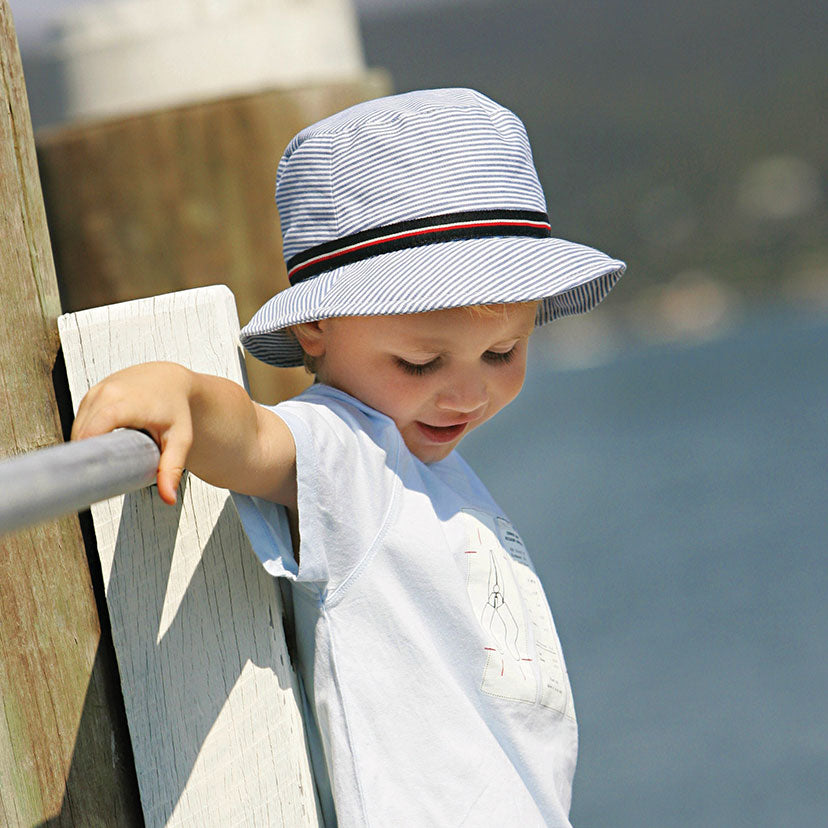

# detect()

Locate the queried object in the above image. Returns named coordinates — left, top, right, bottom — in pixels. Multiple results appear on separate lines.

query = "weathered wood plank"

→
left=0, top=1, right=140, bottom=823
left=59, top=286, right=321, bottom=827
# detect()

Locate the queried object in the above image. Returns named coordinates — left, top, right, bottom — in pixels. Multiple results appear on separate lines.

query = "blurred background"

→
left=9, top=0, right=828, bottom=825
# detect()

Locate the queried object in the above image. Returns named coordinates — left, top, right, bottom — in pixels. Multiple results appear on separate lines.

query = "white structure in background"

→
left=46, top=0, right=365, bottom=122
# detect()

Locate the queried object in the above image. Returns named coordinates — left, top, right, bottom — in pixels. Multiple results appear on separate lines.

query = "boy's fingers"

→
left=156, top=468, right=183, bottom=506
left=70, top=389, right=104, bottom=440
left=71, top=387, right=134, bottom=440
left=156, top=425, right=192, bottom=505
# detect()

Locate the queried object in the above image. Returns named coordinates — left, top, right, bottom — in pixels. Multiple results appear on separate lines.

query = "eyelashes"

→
left=395, top=347, right=516, bottom=376
left=482, top=348, right=516, bottom=365
left=395, top=358, right=440, bottom=376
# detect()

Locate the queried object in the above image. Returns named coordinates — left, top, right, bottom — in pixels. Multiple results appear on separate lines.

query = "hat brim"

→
left=241, top=235, right=625, bottom=367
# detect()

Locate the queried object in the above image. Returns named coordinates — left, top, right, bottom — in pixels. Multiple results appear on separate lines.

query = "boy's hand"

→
left=71, top=362, right=195, bottom=505
left=71, top=362, right=297, bottom=509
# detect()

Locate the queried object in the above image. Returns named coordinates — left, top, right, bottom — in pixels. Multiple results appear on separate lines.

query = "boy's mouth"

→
left=415, top=421, right=468, bottom=444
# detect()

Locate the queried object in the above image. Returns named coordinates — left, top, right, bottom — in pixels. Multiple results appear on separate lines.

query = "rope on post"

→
left=0, top=429, right=159, bottom=535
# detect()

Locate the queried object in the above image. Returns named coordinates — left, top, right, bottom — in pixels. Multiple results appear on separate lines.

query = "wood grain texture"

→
left=37, top=72, right=390, bottom=406
left=59, top=286, right=321, bottom=827
left=0, top=2, right=140, bottom=823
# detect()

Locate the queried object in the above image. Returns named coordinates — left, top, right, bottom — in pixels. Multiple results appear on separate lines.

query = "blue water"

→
left=461, top=308, right=828, bottom=827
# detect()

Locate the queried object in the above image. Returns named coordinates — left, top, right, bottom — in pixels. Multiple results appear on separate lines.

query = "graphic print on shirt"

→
left=461, top=509, right=575, bottom=719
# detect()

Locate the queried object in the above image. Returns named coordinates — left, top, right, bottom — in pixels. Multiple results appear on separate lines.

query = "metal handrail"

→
left=0, top=429, right=160, bottom=535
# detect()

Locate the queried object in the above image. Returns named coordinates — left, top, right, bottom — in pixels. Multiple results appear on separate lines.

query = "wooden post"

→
left=0, top=2, right=140, bottom=824
left=36, top=74, right=390, bottom=406
left=59, top=286, right=322, bottom=826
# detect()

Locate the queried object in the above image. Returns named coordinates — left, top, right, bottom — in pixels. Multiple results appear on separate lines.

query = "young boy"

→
left=72, top=88, right=625, bottom=826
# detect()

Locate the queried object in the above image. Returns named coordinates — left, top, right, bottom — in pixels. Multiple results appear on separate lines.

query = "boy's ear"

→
left=291, top=321, right=326, bottom=357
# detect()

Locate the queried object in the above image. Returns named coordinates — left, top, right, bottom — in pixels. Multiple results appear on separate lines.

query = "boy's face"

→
left=299, top=303, right=537, bottom=463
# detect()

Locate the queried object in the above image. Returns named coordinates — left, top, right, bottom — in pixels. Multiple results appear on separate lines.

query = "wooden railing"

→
left=1, top=284, right=324, bottom=825
left=65, top=286, right=323, bottom=826
left=1, top=0, right=364, bottom=818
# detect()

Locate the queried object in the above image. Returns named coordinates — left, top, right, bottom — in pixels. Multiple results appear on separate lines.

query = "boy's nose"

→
left=435, top=377, right=488, bottom=415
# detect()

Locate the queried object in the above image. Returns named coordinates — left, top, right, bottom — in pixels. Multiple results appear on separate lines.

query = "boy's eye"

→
left=395, top=357, right=440, bottom=376
left=482, top=347, right=517, bottom=365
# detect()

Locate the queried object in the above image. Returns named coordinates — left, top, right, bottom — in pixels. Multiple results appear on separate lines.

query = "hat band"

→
left=286, top=209, right=552, bottom=285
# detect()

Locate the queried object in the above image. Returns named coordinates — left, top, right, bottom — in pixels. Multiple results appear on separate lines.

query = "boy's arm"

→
left=70, top=361, right=297, bottom=510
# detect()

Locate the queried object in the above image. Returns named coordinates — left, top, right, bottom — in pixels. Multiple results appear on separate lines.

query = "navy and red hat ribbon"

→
left=286, top=209, right=553, bottom=285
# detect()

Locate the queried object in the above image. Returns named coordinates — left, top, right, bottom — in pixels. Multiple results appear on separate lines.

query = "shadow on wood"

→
left=33, top=488, right=317, bottom=827
left=27, top=355, right=144, bottom=827
left=112, top=492, right=312, bottom=823
left=33, top=637, right=143, bottom=828
left=33, top=494, right=307, bottom=826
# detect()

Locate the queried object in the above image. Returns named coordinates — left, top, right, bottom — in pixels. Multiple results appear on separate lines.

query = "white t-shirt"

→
left=233, top=384, right=577, bottom=827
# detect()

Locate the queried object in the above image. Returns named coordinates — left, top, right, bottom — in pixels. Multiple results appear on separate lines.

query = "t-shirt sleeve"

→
left=231, top=488, right=298, bottom=579
left=232, top=392, right=402, bottom=596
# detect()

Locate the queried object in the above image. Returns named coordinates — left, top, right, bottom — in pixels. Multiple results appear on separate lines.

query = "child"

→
left=72, top=88, right=625, bottom=826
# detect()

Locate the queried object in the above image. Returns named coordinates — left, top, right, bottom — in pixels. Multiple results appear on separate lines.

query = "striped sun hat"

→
left=240, top=88, right=626, bottom=367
